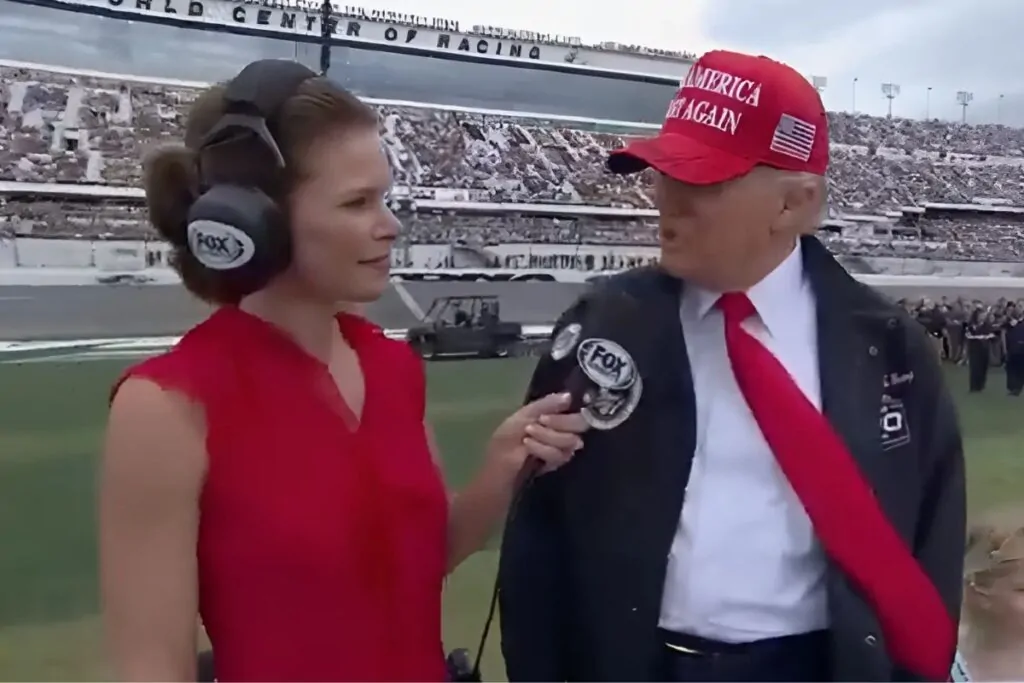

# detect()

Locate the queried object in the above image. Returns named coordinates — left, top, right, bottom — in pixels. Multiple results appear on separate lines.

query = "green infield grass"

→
left=0, top=355, right=1023, bottom=680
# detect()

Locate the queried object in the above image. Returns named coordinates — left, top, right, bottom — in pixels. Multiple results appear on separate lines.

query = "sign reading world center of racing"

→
left=100, top=0, right=544, bottom=60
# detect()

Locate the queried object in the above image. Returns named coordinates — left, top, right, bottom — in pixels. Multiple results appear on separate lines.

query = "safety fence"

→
left=0, top=325, right=558, bottom=363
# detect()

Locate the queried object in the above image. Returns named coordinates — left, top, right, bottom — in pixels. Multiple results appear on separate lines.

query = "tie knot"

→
left=716, top=292, right=756, bottom=325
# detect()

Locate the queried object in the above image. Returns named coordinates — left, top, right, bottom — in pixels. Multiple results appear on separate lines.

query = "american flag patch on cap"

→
left=770, top=114, right=816, bottom=162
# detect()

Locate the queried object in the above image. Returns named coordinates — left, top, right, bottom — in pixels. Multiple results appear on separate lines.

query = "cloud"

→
left=362, top=0, right=1021, bottom=125
left=694, top=0, right=1024, bottom=125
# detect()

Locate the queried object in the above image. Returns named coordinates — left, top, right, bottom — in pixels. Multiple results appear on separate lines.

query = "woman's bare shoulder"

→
left=105, top=376, right=207, bottom=492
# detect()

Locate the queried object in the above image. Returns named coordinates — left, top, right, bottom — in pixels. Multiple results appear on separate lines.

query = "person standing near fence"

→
left=917, top=300, right=947, bottom=360
left=965, top=309, right=995, bottom=393
left=1003, top=307, right=1024, bottom=396
left=945, top=302, right=967, bottom=365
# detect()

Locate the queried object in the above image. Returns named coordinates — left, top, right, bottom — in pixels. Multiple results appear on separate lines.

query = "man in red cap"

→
left=499, top=50, right=964, bottom=682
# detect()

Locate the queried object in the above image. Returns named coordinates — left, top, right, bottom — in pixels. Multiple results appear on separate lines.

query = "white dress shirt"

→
left=658, top=243, right=829, bottom=642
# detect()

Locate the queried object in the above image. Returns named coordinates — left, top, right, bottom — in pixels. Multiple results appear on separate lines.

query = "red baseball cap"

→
left=608, top=50, right=829, bottom=185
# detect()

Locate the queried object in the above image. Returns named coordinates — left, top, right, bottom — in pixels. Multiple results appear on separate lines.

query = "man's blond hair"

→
left=961, top=505, right=1024, bottom=636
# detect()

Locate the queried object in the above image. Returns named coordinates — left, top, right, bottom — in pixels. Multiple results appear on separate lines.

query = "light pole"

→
left=881, top=82, right=900, bottom=119
left=956, top=91, right=974, bottom=124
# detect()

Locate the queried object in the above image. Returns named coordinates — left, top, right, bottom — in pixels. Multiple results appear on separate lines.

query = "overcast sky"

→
left=356, top=0, right=1023, bottom=126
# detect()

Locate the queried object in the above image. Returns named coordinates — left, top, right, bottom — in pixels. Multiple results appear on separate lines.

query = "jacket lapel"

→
left=801, top=236, right=893, bottom=495
left=612, top=268, right=697, bottom=539
left=645, top=269, right=698, bottom=543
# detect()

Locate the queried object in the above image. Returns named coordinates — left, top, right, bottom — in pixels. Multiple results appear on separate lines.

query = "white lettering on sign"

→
left=100, top=0, right=543, bottom=59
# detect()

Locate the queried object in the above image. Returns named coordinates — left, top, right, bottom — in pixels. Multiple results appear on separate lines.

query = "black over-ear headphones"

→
left=185, top=59, right=318, bottom=297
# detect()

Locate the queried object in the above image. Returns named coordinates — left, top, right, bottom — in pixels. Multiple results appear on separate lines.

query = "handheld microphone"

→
left=518, top=288, right=644, bottom=482
left=469, top=288, right=646, bottom=680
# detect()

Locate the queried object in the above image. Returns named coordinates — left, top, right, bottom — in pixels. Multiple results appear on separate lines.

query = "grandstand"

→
left=4, top=62, right=1024, bottom=268
left=3, top=0, right=1024, bottom=274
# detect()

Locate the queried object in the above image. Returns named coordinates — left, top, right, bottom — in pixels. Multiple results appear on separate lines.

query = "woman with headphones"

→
left=98, top=60, right=587, bottom=682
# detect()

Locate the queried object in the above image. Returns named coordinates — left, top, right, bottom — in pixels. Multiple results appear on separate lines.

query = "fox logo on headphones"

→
left=187, top=220, right=256, bottom=270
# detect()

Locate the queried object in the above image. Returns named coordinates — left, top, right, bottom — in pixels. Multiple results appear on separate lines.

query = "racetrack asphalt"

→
left=2, top=280, right=1022, bottom=340
left=0, top=282, right=588, bottom=340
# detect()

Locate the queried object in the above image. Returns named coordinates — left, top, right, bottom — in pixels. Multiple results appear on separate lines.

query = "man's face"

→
left=654, top=169, right=788, bottom=291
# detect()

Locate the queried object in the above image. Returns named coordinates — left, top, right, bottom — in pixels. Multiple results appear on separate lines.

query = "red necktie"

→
left=716, top=292, right=954, bottom=681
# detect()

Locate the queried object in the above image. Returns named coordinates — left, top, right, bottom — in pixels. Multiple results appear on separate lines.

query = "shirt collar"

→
left=687, top=242, right=806, bottom=337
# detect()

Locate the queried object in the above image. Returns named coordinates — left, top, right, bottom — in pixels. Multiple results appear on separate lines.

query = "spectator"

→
left=956, top=506, right=1024, bottom=681
left=5, top=64, right=1024, bottom=262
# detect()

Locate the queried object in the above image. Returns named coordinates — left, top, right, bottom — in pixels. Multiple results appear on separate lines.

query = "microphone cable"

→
left=467, top=289, right=642, bottom=680
left=469, top=460, right=541, bottom=680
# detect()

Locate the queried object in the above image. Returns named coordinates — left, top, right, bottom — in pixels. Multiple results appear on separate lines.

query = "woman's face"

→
left=287, top=126, right=399, bottom=304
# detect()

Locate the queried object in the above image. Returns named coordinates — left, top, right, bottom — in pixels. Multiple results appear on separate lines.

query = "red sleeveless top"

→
left=113, top=307, right=449, bottom=682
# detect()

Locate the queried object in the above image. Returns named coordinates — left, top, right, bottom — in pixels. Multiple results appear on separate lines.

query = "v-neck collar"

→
left=215, top=306, right=379, bottom=432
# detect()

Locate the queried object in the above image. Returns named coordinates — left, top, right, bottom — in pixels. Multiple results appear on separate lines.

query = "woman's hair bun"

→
left=142, top=145, right=200, bottom=247
left=142, top=144, right=237, bottom=305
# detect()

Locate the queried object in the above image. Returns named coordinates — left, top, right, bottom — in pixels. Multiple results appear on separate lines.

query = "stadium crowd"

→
left=6, top=194, right=1024, bottom=265
left=3, top=65, right=1024, bottom=262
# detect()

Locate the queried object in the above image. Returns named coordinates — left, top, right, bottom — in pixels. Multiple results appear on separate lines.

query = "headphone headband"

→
left=223, top=59, right=318, bottom=119
left=199, top=59, right=318, bottom=167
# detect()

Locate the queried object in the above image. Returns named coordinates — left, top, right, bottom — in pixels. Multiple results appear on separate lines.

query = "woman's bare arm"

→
left=99, top=378, right=206, bottom=682
left=432, top=422, right=516, bottom=573
left=433, top=393, right=585, bottom=573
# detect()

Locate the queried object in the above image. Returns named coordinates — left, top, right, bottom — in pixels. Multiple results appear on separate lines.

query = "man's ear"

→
left=774, top=172, right=825, bottom=236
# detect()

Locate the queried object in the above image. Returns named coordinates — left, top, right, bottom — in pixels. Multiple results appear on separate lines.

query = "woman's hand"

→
left=446, top=392, right=589, bottom=571
left=486, top=392, right=589, bottom=476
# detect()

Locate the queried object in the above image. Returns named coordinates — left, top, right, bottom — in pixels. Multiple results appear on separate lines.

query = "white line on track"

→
left=0, top=350, right=156, bottom=364
left=391, top=281, right=426, bottom=320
